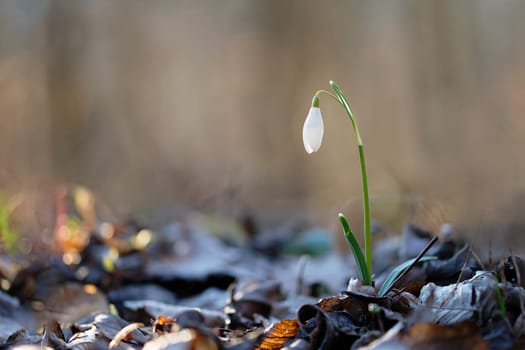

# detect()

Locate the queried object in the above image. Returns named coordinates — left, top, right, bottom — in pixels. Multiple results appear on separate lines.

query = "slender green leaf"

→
left=329, top=81, right=362, bottom=145
left=378, top=256, right=437, bottom=296
left=339, top=213, right=372, bottom=285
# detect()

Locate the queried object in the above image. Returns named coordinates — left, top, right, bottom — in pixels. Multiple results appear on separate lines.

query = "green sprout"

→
left=303, top=81, right=373, bottom=285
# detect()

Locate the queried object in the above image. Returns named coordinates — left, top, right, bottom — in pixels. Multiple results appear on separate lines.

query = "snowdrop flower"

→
left=302, top=96, right=324, bottom=154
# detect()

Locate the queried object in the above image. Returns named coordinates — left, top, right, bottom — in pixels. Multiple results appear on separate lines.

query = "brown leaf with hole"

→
left=255, top=319, right=299, bottom=350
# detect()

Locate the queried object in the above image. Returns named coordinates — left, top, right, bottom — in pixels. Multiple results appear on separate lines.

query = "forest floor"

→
left=0, top=187, right=523, bottom=350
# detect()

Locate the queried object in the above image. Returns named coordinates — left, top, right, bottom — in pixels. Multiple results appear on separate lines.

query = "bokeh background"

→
left=1, top=0, right=525, bottom=250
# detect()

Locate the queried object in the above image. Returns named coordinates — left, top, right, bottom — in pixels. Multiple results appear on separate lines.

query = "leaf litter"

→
left=1, top=187, right=525, bottom=349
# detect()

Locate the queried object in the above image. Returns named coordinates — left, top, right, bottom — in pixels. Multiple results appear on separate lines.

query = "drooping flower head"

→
left=302, top=96, right=324, bottom=154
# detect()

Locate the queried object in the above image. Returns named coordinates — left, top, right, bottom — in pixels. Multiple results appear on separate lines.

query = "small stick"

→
left=383, top=235, right=439, bottom=296
left=469, top=248, right=486, bottom=271
left=455, top=248, right=473, bottom=284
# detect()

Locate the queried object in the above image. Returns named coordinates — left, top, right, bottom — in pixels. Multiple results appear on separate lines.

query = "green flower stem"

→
left=314, top=90, right=341, bottom=106
left=330, top=81, right=372, bottom=283
left=358, top=144, right=372, bottom=276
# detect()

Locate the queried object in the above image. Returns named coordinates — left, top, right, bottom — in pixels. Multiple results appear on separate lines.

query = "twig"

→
left=382, top=235, right=439, bottom=296
left=455, top=248, right=473, bottom=284
left=469, top=247, right=486, bottom=271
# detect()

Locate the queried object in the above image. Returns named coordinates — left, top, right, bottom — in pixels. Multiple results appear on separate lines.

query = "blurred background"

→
left=1, top=0, right=525, bottom=250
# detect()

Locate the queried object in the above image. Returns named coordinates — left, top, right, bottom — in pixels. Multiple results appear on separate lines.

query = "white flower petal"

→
left=302, top=107, right=324, bottom=154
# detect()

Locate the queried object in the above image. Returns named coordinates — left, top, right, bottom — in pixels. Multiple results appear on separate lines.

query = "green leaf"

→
left=339, top=213, right=372, bottom=285
left=378, top=256, right=437, bottom=297
left=329, top=81, right=362, bottom=143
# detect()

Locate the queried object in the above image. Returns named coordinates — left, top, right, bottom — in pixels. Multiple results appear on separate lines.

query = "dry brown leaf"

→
left=364, top=321, right=489, bottom=350
left=403, top=321, right=488, bottom=350
left=317, top=295, right=344, bottom=312
left=255, top=319, right=299, bottom=350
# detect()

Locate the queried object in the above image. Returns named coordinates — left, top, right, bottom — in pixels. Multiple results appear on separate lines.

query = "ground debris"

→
left=1, top=190, right=525, bottom=349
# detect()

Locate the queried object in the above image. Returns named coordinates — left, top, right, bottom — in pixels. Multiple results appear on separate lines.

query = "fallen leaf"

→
left=255, top=319, right=299, bottom=350
left=362, top=321, right=488, bottom=350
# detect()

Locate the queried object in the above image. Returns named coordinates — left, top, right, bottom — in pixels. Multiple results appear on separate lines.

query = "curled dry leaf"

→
left=297, top=304, right=348, bottom=349
left=254, top=319, right=299, bottom=350
left=338, top=291, right=389, bottom=326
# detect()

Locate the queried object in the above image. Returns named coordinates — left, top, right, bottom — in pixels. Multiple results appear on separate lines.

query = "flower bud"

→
left=302, top=106, right=324, bottom=154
